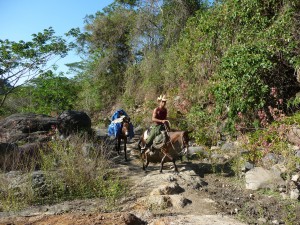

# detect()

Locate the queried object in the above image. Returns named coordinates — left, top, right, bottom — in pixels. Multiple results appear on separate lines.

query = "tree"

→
left=71, top=3, right=136, bottom=111
left=19, top=70, right=78, bottom=114
left=0, top=27, right=69, bottom=107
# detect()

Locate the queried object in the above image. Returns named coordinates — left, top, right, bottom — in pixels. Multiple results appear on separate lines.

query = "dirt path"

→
left=0, top=136, right=248, bottom=225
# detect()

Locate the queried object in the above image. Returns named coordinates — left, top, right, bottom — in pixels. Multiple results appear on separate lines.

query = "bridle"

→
left=121, top=117, right=130, bottom=137
left=163, top=123, right=189, bottom=156
left=180, top=132, right=190, bottom=155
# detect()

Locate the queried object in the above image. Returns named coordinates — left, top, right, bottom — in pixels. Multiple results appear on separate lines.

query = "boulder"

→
left=122, top=213, right=146, bottom=225
left=150, top=182, right=184, bottom=195
left=57, top=110, right=92, bottom=137
left=245, top=167, right=285, bottom=190
left=0, top=113, right=57, bottom=143
left=286, top=127, right=300, bottom=146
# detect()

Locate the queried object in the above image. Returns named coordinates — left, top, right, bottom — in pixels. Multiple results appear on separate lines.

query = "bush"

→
left=0, top=136, right=127, bottom=211
left=38, top=136, right=127, bottom=205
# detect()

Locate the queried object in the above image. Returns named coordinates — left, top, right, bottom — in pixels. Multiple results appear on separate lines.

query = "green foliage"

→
left=0, top=137, right=127, bottom=211
left=116, top=0, right=139, bottom=7
left=16, top=71, right=78, bottom=115
left=160, top=0, right=300, bottom=134
left=122, top=64, right=143, bottom=107
left=72, top=4, right=135, bottom=112
left=38, top=137, right=127, bottom=205
left=282, top=111, right=300, bottom=125
left=4, top=0, right=300, bottom=143
left=186, top=105, right=218, bottom=146
left=0, top=27, right=70, bottom=108
left=139, top=50, right=164, bottom=92
left=240, top=121, right=289, bottom=165
left=161, top=0, right=206, bottom=48
left=0, top=178, right=33, bottom=211
left=212, top=44, right=271, bottom=126
left=283, top=202, right=299, bottom=225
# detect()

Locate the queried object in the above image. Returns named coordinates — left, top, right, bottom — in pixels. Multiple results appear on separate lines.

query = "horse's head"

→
left=121, top=116, right=131, bottom=137
left=181, top=131, right=191, bottom=155
left=162, top=130, right=191, bottom=157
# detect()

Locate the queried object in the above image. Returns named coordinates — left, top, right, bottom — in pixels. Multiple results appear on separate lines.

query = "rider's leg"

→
left=141, top=125, right=160, bottom=150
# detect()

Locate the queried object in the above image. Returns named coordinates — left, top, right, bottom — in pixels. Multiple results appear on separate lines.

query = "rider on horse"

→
left=141, top=94, right=170, bottom=152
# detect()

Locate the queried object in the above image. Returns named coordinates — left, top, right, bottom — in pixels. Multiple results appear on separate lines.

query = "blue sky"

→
left=0, top=0, right=114, bottom=76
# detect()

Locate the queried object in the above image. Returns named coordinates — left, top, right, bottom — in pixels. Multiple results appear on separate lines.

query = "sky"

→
left=0, top=0, right=114, bottom=77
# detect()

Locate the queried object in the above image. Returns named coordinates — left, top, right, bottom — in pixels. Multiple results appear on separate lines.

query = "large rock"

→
left=0, top=113, right=57, bottom=143
left=0, top=113, right=58, bottom=171
left=286, top=126, right=300, bottom=146
left=140, top=195, right=191, bottom=209
left=245, top=167, right=285, bottom=190
left=0, top=111, right=92, bottom=171
left=150, top=182, right=184, bottom=195
left=57, top=110, right=92, bottom=137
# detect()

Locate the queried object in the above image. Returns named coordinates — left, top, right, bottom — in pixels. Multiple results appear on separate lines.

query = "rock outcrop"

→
left=57, top=110, right=92, bottom=137
left=0, top=111, right=92, bottom=171
left=0, top=113, right=58, bottom=143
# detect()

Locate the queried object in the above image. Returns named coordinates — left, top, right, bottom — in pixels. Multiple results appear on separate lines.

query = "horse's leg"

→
left=115, top=138, right=118, bottom=153
left=160, top=155, right=167, bottom=173
left=142, top=158, right=149, bottom=171
left=161, top=149, right=178, bottom=173
left=172, top=159, right=178, bottom=173
left=117, top=137, right=121, bottom=155
left=142, top=153, right=150, bottom=172
left=167, top=154, right=178, bottom=172
left=145, top=157, right=150, bottom=169
left=124, top=137, right=127, bottom=161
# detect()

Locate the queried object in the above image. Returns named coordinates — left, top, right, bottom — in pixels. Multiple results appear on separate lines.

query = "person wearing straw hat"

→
left=141, top=94, right=170, bottom=151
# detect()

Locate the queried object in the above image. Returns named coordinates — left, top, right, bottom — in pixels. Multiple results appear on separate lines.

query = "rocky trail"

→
left=0, top=131, right=297, bottom=225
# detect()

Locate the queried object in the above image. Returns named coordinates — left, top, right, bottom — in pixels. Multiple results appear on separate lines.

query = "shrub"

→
left=0, top=136, right=127, bottom=211
left=38, top=136, right=127, bottom=205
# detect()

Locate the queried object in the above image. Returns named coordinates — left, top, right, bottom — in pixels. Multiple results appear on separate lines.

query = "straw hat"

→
left=157, top=94, right=167, bottom=102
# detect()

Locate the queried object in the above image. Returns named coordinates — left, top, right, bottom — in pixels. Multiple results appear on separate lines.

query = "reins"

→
left=164, top=122, right=189, bottom=156
left=164, top=122, right=176, bottom=151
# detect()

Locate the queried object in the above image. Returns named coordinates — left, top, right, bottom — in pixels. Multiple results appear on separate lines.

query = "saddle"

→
left=152, top=130, right=169, bottom=149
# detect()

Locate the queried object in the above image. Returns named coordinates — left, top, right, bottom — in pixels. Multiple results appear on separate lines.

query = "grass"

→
left=0, top=135, right=128, bottom=211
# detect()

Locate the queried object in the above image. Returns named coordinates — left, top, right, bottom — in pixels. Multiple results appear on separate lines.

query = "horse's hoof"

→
left=142, top=167, right=149, bottom=173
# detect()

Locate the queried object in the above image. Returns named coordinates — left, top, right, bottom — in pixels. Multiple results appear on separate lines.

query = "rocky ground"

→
left=0, top=134, right=299, bottom=225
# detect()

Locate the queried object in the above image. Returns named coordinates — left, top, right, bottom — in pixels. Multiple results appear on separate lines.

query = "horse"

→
left=115, top=116, right=132, bottom=161
left=138, top=125, right=191, bottom=173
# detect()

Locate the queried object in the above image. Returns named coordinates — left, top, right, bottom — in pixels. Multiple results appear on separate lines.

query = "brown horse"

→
left=138, top=127, right=191, bottom=173
left=115, top=116, right=131, bottom=161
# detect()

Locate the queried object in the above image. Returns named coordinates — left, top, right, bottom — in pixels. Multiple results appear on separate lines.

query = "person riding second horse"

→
left=141, top=94, right=170, bottom=152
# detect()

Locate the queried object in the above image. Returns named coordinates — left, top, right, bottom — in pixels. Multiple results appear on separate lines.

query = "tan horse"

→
left=138, top=128, right=191, bottom=173
left=116, top=116, right=131, bottom=161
